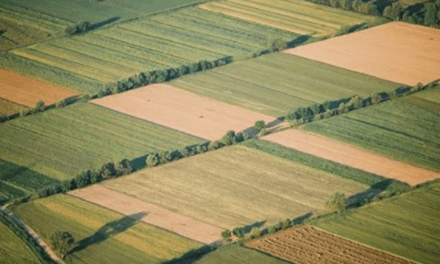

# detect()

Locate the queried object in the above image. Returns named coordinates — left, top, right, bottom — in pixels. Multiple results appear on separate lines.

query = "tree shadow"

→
left=67, top=212, right=146, bottom=256
left=292, top=211, right=313, bottom=225
left=285, top=35, right=312, bottom=48
left=0, top=30, right=5, bottom=36
left=347, top=179, right=393, bottom=208
left=162, top=245, right=216, bottom=264
left=88, top=17, right=120, bottom=31
left=243, top=220, right=267, bottom=234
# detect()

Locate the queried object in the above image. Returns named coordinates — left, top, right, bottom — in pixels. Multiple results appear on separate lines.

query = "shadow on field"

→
left=292, top=211, right=313, bottom=225
left=89, top=17, right=120, bottom=30
left=67, top=212, right=146, bottom=256
left=163, top=245, right=216, bottom=264
left=347, top=179, right=393, bottom=208
left=286, top=35, right=312, bottom=48
left=243, top=220, right=267, bottom=234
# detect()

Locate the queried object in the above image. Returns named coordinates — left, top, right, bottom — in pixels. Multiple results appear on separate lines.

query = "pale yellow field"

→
left=286, top=22, right=440, bottom=85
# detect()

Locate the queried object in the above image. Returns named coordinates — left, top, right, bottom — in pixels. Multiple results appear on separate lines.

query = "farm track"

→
left=246, top=226, right=418, bottom=264
left=263, top=129, right=440, bottom=185
left=0, top=205, right=64, bottom=264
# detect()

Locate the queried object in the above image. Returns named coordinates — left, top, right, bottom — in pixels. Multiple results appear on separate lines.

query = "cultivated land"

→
left=286, top=22, right=440, bottom=85
left=13, top=194, right=201, bottom=264
left=0, top=0, right=207, bottom=25
left=301, top=87, right=440, bottom=175
left=103, top=146, right=366, bottom=229
left=263, top=129, right=439, bottom=185
left=6, top=6, right=298, bottom=94
left=91, top=84, right=275, bottom=140
left=171, top=52, right=401, bottom=117
left=0, top=219, right=40, bottom=264
left=312, top=180, right=440, bottom=264
left=246, top=226, right=417, bottom=264
left=195, top=245, right=291, bottom=264
left=199, top=0, right=376, bottom=36
left=69, top=185, right=223, bottom=244
left=0, top=103, right=201, bottom=182
left=0, top=68, right=79, bottom=108
left=0, top=97, right=27, bottom=115
left=0, top=3, right=72, bottom=50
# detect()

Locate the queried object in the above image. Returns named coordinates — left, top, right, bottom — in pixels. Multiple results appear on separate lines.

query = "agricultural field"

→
left=311, top=180, right=440, bottom=264
left=263, top=128, right=439, bottom=185
left=6, top=6, right=299, bottom=94
left=171, top=52, right=401, bottom=117
left=103, top=145, right=367, bottom=229
left=0, top=67, right=79, bottom=108
left=195, top=245, right=291, bottom=264
left=0, top=103, right=201, bottom=190
left=0, top=219, right=40, bottom=264
left=287, top=21, right=440, bottom=85
left=0, top=97, right=27, bottom=116
left=91, top=84, right=276, bottom=140
left=199, top=0, right=376, bottom=36
left=246, top=226, right=416, bottom=264
left=0, top=3, right=73, bottom=50
left=13, top=194, right=201, bottom=264
left=69, top=185, right=223, bottom=244
left=300, top=87, right=440, bottom=176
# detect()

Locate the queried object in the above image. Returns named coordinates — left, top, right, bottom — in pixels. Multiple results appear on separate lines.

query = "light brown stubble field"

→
left=285, top=22, right=440, bottom=85
left=263, top=129, right=440, bottom=185
left=69, top=185, right=223, bottom=244
left=91, top=84, right=276, bottom=140
left=246, top=226, right=417, bottom=264
left=0, top=68, right=79, bottom=107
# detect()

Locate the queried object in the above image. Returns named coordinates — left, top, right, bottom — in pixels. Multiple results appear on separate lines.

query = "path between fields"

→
left=0, top=206, right=65, bottom=264
left=263, top=129, right=440, bottom=185
left=68, top=185, right=223, bottom=244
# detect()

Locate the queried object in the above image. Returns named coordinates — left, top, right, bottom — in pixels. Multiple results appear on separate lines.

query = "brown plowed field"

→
left=285, top=22, right=440, bottom=85
left=68, top=185, right=223, bottom=244
left=0, top=68, right=79, bottom=107
left=91, top=84, right=275, bottom=140
left=263, top=129, right=440, bottom=185
left=0, top=97, right=28, bottom=115
left=246, top=226, right=417, bottom=264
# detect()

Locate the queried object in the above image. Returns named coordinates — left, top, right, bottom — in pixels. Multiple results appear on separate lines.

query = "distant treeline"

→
left=0, top=209, right=57, bottom=264
left=285, top=80, right=439, bottom=125
left=7, top=131, right=250, bottom=205
left=306, top=0, right=440, bottom=28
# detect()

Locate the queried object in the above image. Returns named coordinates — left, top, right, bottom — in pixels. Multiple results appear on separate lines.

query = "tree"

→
left=326, top=191, right=347, bottom=212
left=338, top=102, right=347, bottom=113
left=425, top=3, right=438, bottom=26
left=208, top=140, right=220, bottom=151
left=352, top=0, right=362, bottom=12
left=254, top=120, right=265, bottom=132
left=159, top=150, right=172, bottom=163
left=116, top=159, right=133, bottom=175
left=35, top=100, right=45, bottom=112
left=232, top=227, right=244, bottom=238
left=267, top=225, right=277, bottom=234
left=248, top=227, right=261, bottom=239
left=259, top=128, right=269, bottom=137
left=50, top=231, right=75, bottom=259
left=80, top=94, right=90, bottom=102
left=222, top=130, right=235, bottom=145
left=146, top=153, right=159, bottom=167
left=55, top=99, right=66, bottom=108
left=221, top=229, right=232, bottom=239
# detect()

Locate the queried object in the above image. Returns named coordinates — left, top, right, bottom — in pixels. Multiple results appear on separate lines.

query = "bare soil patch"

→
left=285, top=22, right=440, bottom=85
left=263, top=129, right=440, bottom=185
left=0, top=68, right=79, bottom=107
left=68, top=185, right=223, bottom=244
left=246, top=226, right=417, bottom=264
left=91, top=84, right=275, bottom=140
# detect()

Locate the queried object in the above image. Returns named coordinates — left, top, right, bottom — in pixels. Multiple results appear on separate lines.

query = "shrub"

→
left=232, top=227, right=244, bottom=238
left=259, top=128, right=269, bottom=137
left=326, top=191, right=347, bottom=212
left=55, top=99, right=66, bottom=108
left=254, top=120, right=265, bottom=131
left=267, top=225, right=277, bottom=234
left=248, top=227, right=261, bottom=239
left=221, top=229, right=232, bottom=239
left=146, top=153, right=159, bottom=167
left=208, top=140, right=220, bottom=151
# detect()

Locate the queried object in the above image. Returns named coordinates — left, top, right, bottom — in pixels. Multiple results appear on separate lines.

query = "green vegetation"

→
left=2, top=6, right=298, bottom=94
left=14, top=194, right=201, bottom=264
left=171, top=53, right=400, bottom=117
left=311, top=180, right=440, bottom=264
left=302, top=87, right=440, bottom=172
left=195, top=245, right=290, bottom=264
left=0, top=103, right=201, bottom=182
left=0, top=98, right=28, bottom=116
left=0, top=218, right=41, bottom=264
left=104, top=145, right=367, bottom=228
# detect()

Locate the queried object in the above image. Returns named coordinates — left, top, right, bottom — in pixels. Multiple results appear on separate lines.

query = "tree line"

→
left=285, top=80, right=439, bottom=125
left=306, top=0, right=440, bottom=28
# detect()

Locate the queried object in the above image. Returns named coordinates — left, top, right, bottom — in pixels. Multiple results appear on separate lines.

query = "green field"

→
left=311, top=180, right=440, bottom=264
left=199, top=0, right=376, bottom=36
left=301, top=87, right=440, bottom=172
left=0, top=3, right=73, bottom=50
left=194, top=245, right=290, bottom=264
left=103, top=145, right=367, bottom=228
left=171, top=53, right=401, bottom=117
left=6, top=7, right=299, bottom=94
left=13, top=194, right=201, bottom=264
left=0, top=103, right=201, bottom=198
left=0, top=219, right=40, bottom=264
